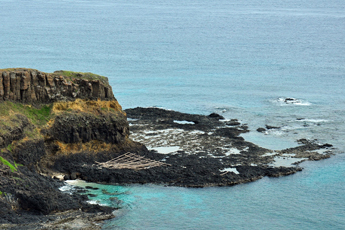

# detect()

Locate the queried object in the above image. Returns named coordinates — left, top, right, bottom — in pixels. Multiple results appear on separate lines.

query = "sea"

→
left=1, top=0, right=345, bottom=229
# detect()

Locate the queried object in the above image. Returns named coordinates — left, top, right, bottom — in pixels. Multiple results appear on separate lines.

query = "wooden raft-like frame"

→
left=95, top=152, right=170, bottom=170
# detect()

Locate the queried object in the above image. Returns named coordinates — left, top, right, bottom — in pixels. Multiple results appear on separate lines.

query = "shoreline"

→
left=59, top=107, right=333, bottom=188
left=0, top=106, right=335, bottom=229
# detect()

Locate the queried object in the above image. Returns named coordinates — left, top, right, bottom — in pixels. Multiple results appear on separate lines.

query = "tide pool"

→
left=66, top=154, right=345, bottom=230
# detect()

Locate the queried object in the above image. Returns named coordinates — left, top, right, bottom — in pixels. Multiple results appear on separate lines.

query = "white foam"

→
left=173, top=120, right=195, bottom=125
left=282, top=153, right=296, bottom=157
left=224, top=148, right=242, bottom=155
left=220, top=168, right=239, bottom=174
left=274, top=97, right=311, bottom=106
left=189, top=130, right=205, bottom=135
left=143, top=130, right=159, bottom=135
left=59, top=185, right=73, bottom=192
left=163, top=128, right=185, bottom=133
left=150, top=146, right=180, bottom=154
left=59, top=180, right=85, bottom=194
left=269, top=156, right=307, bottom=167
left=266, top=129, right=284, bottom=136
left=87, top=200, right=107, bottom=206
left=307, top=149, right=332, bottom=155
left=297, top=119, right=329, bottom=123
left=87, top=200, right=99, bottom=205
left=146, top=106, right=174, bottom=111
left=262, top=152, right=278, bottom=157
left=127, top=118, right=138, bottom=122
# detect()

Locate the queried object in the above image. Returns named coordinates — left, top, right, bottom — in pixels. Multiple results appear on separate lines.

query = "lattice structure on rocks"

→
left=95, top=152, right=170, bottom=170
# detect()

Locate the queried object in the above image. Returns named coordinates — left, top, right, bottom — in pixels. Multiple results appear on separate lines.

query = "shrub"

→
left=0, top=156, right=17, bottom=172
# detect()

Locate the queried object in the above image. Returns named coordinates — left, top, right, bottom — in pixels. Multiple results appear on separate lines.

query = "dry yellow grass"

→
left=53, top=139, right=136, bottom=155
left=52, top=99, right=125, bottom=115
left=54, top=140, right=113, bottom=154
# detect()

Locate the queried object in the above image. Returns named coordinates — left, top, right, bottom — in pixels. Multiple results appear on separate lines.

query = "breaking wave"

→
left=273, top=97, right=312, bottom=106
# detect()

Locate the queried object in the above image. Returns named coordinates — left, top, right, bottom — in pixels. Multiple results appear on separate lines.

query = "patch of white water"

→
left=220, top=168, right=240, bottom=174
left=149, top=146, right=180, bottom=154
left=269, top=154, right=308, bottom=167
left=241, top=132, right=300, bottom=150
left=173, top=120, right=195, bottom=125
left=224, top=148, right=242, bottom=156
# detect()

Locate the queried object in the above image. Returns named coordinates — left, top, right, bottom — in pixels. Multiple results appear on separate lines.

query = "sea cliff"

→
left=0, top=68, right=114, bottom=103
left=0, top=68, right=334, bottom=229
left=0, top=69, right=145, bottom=229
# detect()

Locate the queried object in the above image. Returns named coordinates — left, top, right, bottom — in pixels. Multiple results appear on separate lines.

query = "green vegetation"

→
left=53, top=70, right=108, bottom=85
left=24, top=128, right=42, bottom=139
left=6, top=144, right=12, bottom=152
left=0, top=156, right=17, bottom=172
left=14, top=161, right=23, bottom=168
left=0, top=101, right=52, bottom=126
left=12, top=177, right=23, bottom=181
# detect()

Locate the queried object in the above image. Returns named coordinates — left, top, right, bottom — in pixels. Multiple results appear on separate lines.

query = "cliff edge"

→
left=0, top=69, right=146, bottom=228
left=0, top=68, right=114, bottom=103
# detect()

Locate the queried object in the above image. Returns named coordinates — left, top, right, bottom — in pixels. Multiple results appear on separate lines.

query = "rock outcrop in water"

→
left=0, top=68, right=335, bottom=229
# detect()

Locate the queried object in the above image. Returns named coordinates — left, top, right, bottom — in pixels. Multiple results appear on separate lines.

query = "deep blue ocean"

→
left=1, top=0, right=345, bottom=229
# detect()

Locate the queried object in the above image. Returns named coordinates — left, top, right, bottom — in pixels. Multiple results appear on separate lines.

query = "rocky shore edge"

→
left=0, top=69, right=334, bottom=229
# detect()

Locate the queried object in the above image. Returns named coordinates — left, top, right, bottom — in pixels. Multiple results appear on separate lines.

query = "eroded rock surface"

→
left=0, top=68, right=114, bottom=103
left=98, top=107, right=333, bottom=187
left=0, top=70, right=336, bottom=228
left=0, top=69, right=133, bottom=228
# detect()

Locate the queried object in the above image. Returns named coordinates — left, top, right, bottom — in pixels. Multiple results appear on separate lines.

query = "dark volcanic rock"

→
left=0, top=163, right=80, bottom=216
left=257, top=127, right=266, bottom=133
left=0, top=73, right=336, bottom=228
left=44, top=112, right=128, bottom=144
left=113, top=107, right=334, bottom=187
left=225, top=119, right=241, bottom=126
left=265, top=124, right=280, bottom=129
left=0, top=160, right=115, bottom=227
left=208, top=113, right=225, bottom=120
left=0, top=68, right=114, bottom=103
left=125, top=107, right=226, bottom=131
left=0, top=114, right=32, bottom=148
left=12, top=140, right=46, bottom=171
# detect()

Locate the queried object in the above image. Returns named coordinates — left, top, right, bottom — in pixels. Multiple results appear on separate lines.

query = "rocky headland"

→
left=0, top=68, right=145, bottom=229
left=0, top=68, right=334, bottom=229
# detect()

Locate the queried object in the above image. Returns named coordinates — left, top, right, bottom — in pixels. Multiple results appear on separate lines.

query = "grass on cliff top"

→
left=0, top=101, right=52, bottom=126
left=0, top=67, right=36, bottom=72
left=0, top=68, right=109, bottom=86
left=53, top=70, right=108, bottom=85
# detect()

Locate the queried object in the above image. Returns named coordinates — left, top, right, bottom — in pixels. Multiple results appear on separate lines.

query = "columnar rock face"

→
left=0, top=68, right=115, bottom=103
left=45, top=112, right=129, bottom=144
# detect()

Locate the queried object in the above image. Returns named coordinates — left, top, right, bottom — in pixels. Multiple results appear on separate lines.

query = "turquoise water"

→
left=71, top=154, right=345, bottom=229
left=1, top=0, right=345, bottom=229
